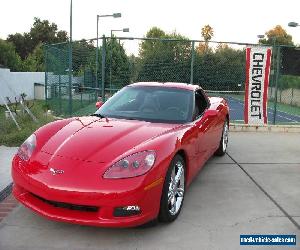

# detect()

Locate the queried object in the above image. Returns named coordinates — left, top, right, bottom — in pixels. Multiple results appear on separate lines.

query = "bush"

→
left=0, top=101, right=55, bottom=146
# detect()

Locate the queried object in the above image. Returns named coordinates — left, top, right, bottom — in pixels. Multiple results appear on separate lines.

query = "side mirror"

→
left=96, top=101, right=104, bottom=109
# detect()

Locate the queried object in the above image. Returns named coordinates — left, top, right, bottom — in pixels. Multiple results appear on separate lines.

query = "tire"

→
left=159, top=154, right=185, bottom=223
left=215, top=118, right=229, bottom=156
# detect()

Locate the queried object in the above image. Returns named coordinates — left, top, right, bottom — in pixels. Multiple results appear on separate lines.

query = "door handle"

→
left=217, top=105, right=222, bottom=111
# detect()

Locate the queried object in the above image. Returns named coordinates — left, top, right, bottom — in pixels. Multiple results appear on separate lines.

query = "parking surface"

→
left=0, top=132, right=299, bottom=250
left=0, top=146, right=17, bottom=193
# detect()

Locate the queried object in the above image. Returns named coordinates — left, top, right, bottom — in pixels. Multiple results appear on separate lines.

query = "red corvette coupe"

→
left=12, top=82, right=229, bottom=227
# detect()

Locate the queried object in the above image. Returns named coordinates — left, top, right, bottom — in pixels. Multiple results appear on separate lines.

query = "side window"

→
left=193, top=89, right=209, bottom=120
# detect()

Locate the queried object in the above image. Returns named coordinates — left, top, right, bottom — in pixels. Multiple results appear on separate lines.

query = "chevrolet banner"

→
left=244, top=46, right=272, bottom=124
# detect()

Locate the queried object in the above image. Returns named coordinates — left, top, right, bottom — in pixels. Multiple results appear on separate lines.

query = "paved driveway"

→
left=0, top=132, right=299, bottom=250
left=0, top=146, right=17, bottom=193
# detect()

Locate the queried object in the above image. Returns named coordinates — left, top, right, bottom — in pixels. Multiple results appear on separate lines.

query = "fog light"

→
left=114, top=205, right=141, bottom=217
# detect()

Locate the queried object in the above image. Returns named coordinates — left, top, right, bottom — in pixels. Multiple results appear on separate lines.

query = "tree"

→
left=45, top=43, right=68, bottom=75
left=7, top=17, right=68, bottom=60
left=201, top=24, right=214, bottom=42
left=216, top=43, right=229, bottom=50
left=197, top=24, right=214, bottom=53
left=71, top=38, right=131, bottom=89
left=214, top=46, right=245, bottom=90
left=23, top=43, right=45, bottom=72
left=139, top=27, right=166, bottom=59
left=259, top=25, right=294, bottom=46
left=30, top=17, right=68, bottom=46
left=7, top=33, right=32, bottom=60
left=137, top=27, right=191, bottom=82
left=259, top=26, right=296, bottom=91
left=72, top=39, right=95, bottom=76
left=0, top=39, right=23, bottom=71
left=194, top=37, right=246, bottom=91
left=104, top=37, right=131, bottom=88
left=128, top=54, right=139, bottom=83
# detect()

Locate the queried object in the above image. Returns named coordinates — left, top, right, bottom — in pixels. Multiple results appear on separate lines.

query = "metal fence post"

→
left=273, top=46, right=281, bottom=125
left=109, top=34, right=113, bottom=95
left=44, top=45, right=48, bottom=104
left=95, top=16, right=99, bottom=89
left=270, top=43, right=276, bottom=98
left=101, top=35, right=106, bottom=102
left=58, top=74, right=62, bottom=114
left=190, top=41, right=195, bottom=84
left=68, top=0, right=73, bottom=116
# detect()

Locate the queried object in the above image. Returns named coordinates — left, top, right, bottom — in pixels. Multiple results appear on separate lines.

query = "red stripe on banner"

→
left=244, top=48, right=251, bottom=124
left=263, top=49, right=272, bottom=124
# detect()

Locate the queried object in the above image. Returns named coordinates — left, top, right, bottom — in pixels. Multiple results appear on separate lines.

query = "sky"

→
left=1, top=0, right=300, bottom=55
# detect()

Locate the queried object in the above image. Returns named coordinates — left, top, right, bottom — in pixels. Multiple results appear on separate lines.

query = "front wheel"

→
left=215, top=118, right=229, bottom=156
left=159, top=155, right=185, bottom=223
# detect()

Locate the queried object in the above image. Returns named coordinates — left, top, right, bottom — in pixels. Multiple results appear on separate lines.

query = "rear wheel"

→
left=215, top=119, right=229, bottom=156
left=159, top=155, right=185, bottom=223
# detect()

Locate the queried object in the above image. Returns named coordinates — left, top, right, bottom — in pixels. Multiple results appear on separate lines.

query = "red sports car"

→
left=12, top=82, right=229, bottom=227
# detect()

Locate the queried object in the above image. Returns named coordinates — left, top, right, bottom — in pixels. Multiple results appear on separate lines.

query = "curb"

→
left=0, top=193, right=18, bottom=222
left=230, top=123, right=300, bottom=133
left=0, top=183, right=13, bottom=203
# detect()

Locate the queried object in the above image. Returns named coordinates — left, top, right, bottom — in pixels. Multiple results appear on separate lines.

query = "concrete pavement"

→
left=0, top=132, right=299, bottom=250
left=0, top=146, right=17, bottom=195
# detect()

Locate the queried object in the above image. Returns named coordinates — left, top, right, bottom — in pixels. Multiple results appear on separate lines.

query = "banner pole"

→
left=273, top=46, right=281, bottom=125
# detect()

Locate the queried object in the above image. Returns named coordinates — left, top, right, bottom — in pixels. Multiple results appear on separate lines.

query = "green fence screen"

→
left=44, top=37, right=300, bottom=124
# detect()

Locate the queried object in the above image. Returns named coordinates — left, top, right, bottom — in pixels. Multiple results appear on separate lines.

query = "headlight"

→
left=17, top=134, right=36, bottom=161
left=103, top=151, right=156, bottom=179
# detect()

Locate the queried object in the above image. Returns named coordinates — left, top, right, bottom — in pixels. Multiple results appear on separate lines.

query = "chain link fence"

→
left=44, top=37, right=300, bottom=124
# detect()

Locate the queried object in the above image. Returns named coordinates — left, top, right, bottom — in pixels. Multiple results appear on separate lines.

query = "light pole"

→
left=288, top=22, right=299, bottom=27
left=68, top=0, right=73, bottom=115
left=257, top=34, right=277, bottom=45
left=95, top=13, right=121, bottom=94
left=109, top=28, right=129, bottom=94
left=257, top=34, right=265, bottom=39
left=111, top=28, right=129, bottom=41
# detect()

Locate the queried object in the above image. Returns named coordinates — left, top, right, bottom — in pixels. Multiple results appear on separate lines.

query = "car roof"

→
left=128, top=82, right=200, bottom=91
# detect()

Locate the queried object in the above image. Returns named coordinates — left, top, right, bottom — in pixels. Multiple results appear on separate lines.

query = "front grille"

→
left=32, top=193, right=99, bottom=212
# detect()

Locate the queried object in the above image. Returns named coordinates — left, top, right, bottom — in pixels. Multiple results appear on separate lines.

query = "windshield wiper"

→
left=123, top=117, right=138, bottom=120
left=90, top=113, right=106, bottom=118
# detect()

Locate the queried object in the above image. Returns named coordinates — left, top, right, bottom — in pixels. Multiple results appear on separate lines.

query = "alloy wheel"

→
left=168, top=161, right=185, bottom=216
left=222, top=122, right=229, bottom=152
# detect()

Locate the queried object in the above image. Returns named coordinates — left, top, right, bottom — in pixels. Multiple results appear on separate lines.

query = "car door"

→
left=189, top=89, right=215, bottom=178
left=204, top=98, right=225, bottom=153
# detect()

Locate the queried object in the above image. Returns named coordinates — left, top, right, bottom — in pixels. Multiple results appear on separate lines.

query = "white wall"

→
left=47, top=72, right=83, bottom=85
left=0, top=68, right=45, bottom=105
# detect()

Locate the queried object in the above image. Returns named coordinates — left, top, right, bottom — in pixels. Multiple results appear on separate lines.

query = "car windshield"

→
left=95, top=86, right=194, bottom=123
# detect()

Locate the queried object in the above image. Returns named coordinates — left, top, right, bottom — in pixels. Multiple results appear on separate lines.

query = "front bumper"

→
left=12, top=156, right=164, bottom=228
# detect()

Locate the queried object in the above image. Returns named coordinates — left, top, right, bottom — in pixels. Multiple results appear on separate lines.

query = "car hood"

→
left=40, top=116, right=180, bottom=163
